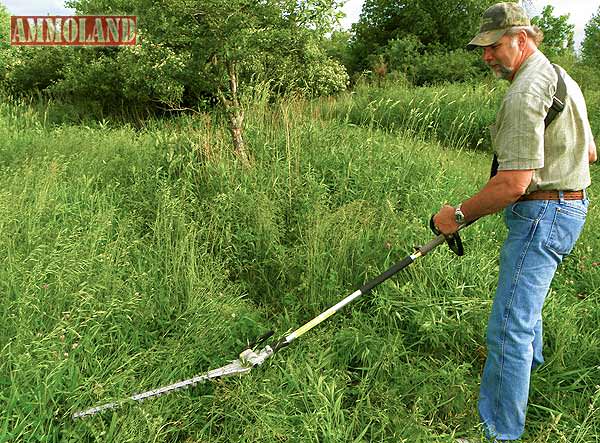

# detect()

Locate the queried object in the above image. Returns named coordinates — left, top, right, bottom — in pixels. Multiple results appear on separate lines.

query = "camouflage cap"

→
left=467, top=2, right=531, bottom=50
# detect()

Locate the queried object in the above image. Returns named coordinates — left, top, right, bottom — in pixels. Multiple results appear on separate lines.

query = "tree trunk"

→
left=219, top=59, right=251, bottom=166
left=228, top=113, right=247, bottom=161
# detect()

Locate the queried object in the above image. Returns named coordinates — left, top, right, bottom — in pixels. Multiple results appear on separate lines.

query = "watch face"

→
left=455, top=208, right=465, bottom=224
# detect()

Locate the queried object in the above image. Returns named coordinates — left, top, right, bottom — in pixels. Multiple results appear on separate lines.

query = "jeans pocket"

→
left=560, top=200, right=588, bottom=218
left=510, top=201, right=543, bottom=221
left=544, top=206, right=587, bottom=256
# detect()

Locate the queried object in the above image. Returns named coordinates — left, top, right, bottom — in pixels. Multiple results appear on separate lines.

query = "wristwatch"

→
left=454, top=204, right=466, bottom=225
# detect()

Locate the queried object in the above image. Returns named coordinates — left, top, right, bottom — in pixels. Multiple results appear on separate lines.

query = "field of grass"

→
left=0, top=86, right=599, bottom=442
left=319, top=77, right=599, bottom=153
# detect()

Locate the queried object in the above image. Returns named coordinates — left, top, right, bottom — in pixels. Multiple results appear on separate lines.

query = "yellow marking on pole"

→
left=290, top=309, right=337, bottom=340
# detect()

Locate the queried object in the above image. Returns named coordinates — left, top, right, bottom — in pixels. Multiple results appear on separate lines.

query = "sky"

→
left=1, top=0, right=598, bottom=48
left=1, top=0, right=74, bottom=16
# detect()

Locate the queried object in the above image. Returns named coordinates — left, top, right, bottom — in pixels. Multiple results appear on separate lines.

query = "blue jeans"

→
left=478, top=196, right=588, bottom=440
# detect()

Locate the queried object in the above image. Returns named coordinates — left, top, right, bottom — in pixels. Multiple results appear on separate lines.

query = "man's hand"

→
left=432, top=170, right=530, bottom=237
left=433, top=205, right=461, bottom=236
left=590, top=140, right=597, bottom=164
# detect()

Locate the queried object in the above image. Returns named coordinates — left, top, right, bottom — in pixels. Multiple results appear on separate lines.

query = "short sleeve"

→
left=494, top=92, right=547, bottom=171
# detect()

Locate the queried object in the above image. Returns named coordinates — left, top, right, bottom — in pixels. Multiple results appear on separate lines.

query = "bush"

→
left=385, top=35, right=425, bottom=83
left=264, top=38, right=349, bottom=97
left=383, top=37, right=487, bottom=86
left=413, top=49, right=487, bottom=85
left=4, top=48, right=72, bottom=96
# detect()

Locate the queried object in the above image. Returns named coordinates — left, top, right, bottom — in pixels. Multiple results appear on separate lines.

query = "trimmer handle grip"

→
left=429, top=216, right=465, bottom=256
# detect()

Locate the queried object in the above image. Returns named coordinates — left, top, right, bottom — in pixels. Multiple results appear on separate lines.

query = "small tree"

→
left=58, top=0, right=348, bottom=163
left=582, top=6, right=600, bottom=67
left=384, top=35, right=424, bottom=82
left=162, top=0, right=346, bottom=164
left=531, top=5, right=575, bottom=59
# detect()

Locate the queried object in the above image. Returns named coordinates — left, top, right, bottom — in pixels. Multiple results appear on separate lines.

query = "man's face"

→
left=482, top=34, right=521, bottom=81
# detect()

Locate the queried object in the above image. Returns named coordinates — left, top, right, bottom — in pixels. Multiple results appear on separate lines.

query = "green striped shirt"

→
left=490, top=50, right=592, bottom=192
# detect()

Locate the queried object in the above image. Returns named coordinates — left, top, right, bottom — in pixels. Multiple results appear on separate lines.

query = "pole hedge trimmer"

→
left=72, top=219, right=466, bottom=419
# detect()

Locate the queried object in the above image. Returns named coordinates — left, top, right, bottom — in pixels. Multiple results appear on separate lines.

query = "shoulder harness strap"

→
left=490, top=63, right=568, bottom=178
left=544, top=64, right=567, bottom=129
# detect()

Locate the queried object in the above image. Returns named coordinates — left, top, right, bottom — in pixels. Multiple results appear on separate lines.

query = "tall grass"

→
left=319, top=77, right=600, bottom=151
left=317, top=79, right=505, bottom=151
left=0, top=87, right=598, bottom=442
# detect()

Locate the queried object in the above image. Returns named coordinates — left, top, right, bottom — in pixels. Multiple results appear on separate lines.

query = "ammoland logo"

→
left=11, top=16, right=137, bottom=46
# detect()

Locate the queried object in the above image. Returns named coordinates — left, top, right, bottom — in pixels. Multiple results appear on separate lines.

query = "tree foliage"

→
left=0, top=0, right=349, bottom=158
left=531, top=5, right=574, bottom=59
left=0, top=4, right=13, bottom=90
left=323, top=30, right=353, bottom=75
left=348, top=0, right=496, bottom=74
left=61, top=0, right=348, bottom=100
left=8, top=0, right=347, bottom=160
left=582, top=6, right=600, bottom=67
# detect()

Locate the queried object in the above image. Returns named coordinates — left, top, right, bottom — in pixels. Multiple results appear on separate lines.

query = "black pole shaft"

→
left=269, top=234, right=448, bottom=353
left=360, top=234, right=445, bottom=294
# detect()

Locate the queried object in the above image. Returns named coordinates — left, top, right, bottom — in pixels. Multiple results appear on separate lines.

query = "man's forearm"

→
left=461, top=170, right=532, bottom=222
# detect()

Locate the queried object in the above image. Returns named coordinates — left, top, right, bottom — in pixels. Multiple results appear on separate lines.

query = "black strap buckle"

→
left=551, top=96, right=565, bottom=113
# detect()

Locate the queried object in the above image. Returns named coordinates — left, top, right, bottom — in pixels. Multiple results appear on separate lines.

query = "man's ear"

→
left=519, top=30, right=528, bottom=50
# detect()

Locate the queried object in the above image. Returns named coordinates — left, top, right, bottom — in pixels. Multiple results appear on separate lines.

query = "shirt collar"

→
left=512, top=50, right=545, bottom=83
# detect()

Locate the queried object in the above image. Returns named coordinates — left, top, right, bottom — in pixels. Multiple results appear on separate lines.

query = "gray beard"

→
left=491, top=64, right=514, bottom=80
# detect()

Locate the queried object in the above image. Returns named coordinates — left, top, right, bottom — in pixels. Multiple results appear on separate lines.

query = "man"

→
left=433, top=2, right=597, bottom=441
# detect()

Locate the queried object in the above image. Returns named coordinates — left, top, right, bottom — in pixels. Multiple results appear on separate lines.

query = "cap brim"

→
left=466, top=29, right=507, bottom=50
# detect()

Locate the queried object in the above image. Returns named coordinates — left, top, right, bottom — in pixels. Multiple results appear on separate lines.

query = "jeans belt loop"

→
left=558, top=191, right=566, bottom=204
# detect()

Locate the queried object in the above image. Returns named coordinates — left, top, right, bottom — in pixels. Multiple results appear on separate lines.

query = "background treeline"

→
left=0, top=0, right=599, bottom=149
left=340, top=0, right=599, bottom=85
left=2, top=1, right=600, bottom=102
